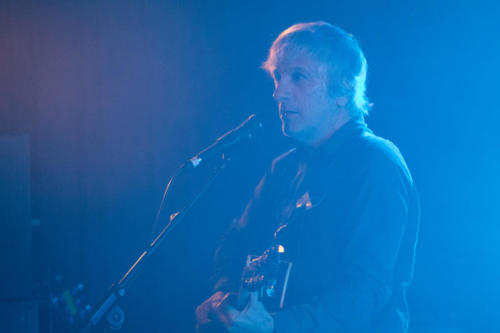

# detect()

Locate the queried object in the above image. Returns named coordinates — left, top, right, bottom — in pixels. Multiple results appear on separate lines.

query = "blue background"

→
left=1, top=1, right=500, bottom=331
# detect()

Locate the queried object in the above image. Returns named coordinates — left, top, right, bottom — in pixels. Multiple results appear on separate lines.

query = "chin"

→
left=281, top=124, right=302, bottom=142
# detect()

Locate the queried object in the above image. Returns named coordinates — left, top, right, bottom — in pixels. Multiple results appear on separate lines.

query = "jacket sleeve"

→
left=212, top=171, right=275, bottom=294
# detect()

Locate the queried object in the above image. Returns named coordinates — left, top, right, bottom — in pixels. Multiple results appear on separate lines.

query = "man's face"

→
left=270, top=47, right=346, bottom=147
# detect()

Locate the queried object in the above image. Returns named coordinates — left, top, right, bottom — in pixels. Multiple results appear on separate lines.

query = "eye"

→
left=291, top=71, right=306, bottom=82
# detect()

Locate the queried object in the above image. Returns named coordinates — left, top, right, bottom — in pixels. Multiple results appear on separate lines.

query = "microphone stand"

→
left=81, top=157, right=229, bottom=333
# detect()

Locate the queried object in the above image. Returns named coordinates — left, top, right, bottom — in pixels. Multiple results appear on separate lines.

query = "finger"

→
left=209, top=291, right=225, bottom=309
left=211, top=291, right=225, bottom=301
left=196, top=292, right=224, bottom=324
left=219, top=292, right=232, bottom=307
left=214, top=293, right=232, bottom=313
left=195, top=302, right=210, bottom=323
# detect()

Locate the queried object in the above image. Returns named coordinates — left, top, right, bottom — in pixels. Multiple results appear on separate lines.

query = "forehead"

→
left=270, top=44, right=327, bottom=74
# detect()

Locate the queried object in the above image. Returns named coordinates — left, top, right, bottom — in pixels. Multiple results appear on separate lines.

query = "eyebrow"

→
left=290, top=67, right=311, bottom=77
left=291, top=66, right=309, bottom=72
left=274, top=66, right=309, bottom=75
left=270, top=65, right=312, bottom=80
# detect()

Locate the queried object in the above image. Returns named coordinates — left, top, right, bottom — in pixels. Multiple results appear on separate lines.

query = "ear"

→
left=335, top=79, right=354, bottom=107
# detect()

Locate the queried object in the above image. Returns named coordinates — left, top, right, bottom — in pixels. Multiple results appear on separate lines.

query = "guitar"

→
left=236, top=223, right=294, bottom=313
left=197, top=196, right=314, bottom=332
left=196, top=228, right=293, bottom=332
left=230, top=191, right=316, bottom=313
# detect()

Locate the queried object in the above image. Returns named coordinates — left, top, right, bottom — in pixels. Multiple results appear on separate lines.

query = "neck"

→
left=308, top=110, right=352, bottom=149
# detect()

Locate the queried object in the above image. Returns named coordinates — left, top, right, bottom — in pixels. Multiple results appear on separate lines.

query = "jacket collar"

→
left=296, top=116, right=369, bottom=163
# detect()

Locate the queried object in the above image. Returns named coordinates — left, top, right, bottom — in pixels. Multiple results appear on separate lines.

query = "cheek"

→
left=301, top=89, right=328, bottom=109
left=313, top=85, right=334, bottom=106
left=294, top=85, right=320, bottom=105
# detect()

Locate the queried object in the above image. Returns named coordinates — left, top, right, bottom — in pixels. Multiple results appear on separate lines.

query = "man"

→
left=196, top=21, right=419, bottom=333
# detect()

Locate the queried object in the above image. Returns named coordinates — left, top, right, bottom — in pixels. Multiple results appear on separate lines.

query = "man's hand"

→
left=195, top=291, right=224, bottom=329
left=195, top=291, right=274, bottom=333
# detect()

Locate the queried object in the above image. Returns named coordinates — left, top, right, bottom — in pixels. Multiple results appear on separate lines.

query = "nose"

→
left=273, top=80, right=291, bottom=103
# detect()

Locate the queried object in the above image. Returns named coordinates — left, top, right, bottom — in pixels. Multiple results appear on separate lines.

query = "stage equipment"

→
left=81, top=113, right=273, bottom=332
left=185, top=113, right=271, bottom=169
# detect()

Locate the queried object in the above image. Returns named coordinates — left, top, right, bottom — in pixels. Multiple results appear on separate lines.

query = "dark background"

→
left=1, top=0, right=500, bottom=332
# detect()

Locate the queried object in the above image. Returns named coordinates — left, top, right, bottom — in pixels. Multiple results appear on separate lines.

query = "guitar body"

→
left=237, top=224, right=294, bottom=313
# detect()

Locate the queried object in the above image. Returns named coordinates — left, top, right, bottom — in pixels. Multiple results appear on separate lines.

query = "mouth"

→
left=279, top=109, right=299, bottom=119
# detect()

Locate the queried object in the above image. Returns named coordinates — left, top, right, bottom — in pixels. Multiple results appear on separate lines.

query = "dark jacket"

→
left=213, top=117, right=420, bottom=332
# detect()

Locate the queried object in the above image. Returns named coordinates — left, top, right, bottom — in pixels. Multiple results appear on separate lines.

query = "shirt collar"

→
left=296, top=116, right=369, bottom=162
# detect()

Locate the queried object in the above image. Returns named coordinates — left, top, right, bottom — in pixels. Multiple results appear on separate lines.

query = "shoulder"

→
left=353, top=132, right=419, bottom=210
left=357, top=130, right=413, bottom=182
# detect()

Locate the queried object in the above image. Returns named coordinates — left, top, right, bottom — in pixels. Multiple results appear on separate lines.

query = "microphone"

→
left=185, top=113, right=271, bottom=169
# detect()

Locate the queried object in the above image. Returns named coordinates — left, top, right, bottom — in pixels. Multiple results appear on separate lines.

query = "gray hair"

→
left=262, top=21, right=371, bottom=116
